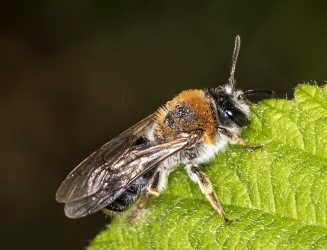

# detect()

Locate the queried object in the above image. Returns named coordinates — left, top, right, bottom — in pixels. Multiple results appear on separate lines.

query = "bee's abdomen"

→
left=103, top=170, right=155, bottom=212
left=104, top=188, right=140, bottom=212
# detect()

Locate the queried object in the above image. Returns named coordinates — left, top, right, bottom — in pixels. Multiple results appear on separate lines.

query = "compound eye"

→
left=225, top=107, right=249, bottom=127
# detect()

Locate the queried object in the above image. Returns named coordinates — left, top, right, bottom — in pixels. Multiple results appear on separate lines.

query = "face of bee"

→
left=208, top=85, right=250, bottom=128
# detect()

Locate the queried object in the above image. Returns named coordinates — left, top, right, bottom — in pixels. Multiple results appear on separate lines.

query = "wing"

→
left=56, top=114, right=156, bottom=204
left=56, top=114, right=195, bottom=218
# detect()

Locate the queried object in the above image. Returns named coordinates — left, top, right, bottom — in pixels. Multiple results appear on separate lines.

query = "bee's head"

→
left=209, top=35, right=275, bottom=129
left=207, top=86, right=249, bottom=128
left=208, top=85, right=275, bottom=129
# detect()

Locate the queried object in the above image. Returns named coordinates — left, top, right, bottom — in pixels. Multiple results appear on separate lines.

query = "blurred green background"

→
left=1, top=1, right=326, bottom=249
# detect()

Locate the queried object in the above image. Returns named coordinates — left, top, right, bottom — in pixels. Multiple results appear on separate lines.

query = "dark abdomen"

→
left=104, top=170, right=154, bottom=212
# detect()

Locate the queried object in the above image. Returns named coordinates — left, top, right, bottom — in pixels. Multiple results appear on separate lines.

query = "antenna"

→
left=228, top=35, right=241, bottom=87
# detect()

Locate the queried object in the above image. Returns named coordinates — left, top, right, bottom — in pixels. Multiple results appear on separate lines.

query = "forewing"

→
left=56, top=114, right=155, bottom=204
left=63, top=137, right=191, bottom=218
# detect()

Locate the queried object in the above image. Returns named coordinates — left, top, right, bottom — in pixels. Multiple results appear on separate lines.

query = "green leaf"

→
left=89, top=84, right=327, bottom=250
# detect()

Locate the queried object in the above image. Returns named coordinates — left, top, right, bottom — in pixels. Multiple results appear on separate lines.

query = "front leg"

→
left=218, top=126, right=262, bottom=150
left=185, top=164, right=230, bottom=224
left=129, top=168, right=170, bottom=223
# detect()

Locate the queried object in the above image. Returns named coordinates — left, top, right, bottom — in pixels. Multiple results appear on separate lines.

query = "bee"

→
left=56, top=36, right=275, bottom=224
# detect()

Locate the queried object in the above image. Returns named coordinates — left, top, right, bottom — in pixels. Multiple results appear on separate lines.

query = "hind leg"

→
left=129, top=168, right=170, bottom=223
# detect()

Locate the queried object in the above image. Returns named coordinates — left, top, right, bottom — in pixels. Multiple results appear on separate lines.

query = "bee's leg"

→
left=217, top=126, right=262, bottom=150
left=129, top=168, right=169, bottom=223
left=128, top=193, right=151, bottom=223
left=185, top=164, right=230, bottom=224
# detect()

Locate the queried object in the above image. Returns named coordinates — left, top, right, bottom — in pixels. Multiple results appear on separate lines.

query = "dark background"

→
left=1, top=1, right=326, bottom=249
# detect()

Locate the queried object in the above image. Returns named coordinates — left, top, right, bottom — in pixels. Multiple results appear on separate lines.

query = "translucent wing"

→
left=56, top=114, right=155, bottom=203
left=56, top=114, right=194, bottom=218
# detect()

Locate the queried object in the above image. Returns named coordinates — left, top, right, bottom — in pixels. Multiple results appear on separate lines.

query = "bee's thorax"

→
left=154, top=89, right=217, bottom=145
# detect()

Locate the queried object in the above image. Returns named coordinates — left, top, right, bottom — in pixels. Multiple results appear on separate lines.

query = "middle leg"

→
left=185, top=164, right=230, bottom=224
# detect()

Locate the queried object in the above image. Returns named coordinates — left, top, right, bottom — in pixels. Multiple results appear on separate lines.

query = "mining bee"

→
left=56, top=36, right=275, bottom=224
